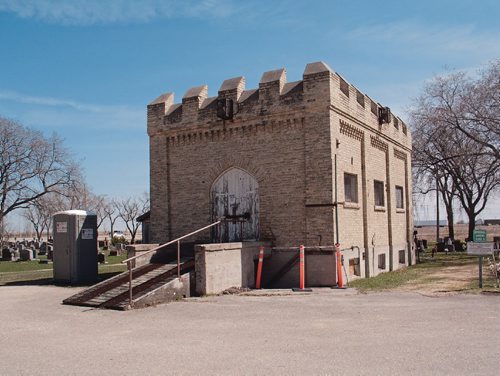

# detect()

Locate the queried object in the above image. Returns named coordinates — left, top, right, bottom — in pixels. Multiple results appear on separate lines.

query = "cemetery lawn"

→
left=350, top=251, right=500, bottom=294
left=0, top=251, right=127, bottom=286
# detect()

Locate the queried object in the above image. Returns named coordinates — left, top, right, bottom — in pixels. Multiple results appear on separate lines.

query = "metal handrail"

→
left=122, top=220, right=221, bottom=309
left=122, top=220, right=221, bottom=264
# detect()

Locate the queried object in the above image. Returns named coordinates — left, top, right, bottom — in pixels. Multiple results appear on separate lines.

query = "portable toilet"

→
left=53, top=210, right=98, bottom=284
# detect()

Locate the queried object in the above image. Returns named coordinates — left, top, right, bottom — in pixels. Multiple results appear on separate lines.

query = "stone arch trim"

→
left=206, top=155, right=268, bottom=187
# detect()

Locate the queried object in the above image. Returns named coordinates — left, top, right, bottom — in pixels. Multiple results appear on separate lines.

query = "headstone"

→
left=47, top=245, right=53, bottom=261
left=12, top=249, right=20, bottom=261
left=97, top=253, right=105, bottom=264
left=19, top=248, right=33, bottom=261
left=2, top=247, right=12, bottom=261
left=437, top=242, right=446, bottom=252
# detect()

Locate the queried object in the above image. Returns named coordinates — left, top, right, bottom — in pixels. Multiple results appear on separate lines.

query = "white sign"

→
left=56, top=222, right=67, bottom=233
left=467, top=242, right=494, bottom=256
left=81, top=229, right=93, bottom=240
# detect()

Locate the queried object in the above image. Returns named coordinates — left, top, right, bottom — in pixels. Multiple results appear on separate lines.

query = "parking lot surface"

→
left=0, top=286, right=499, bottom=375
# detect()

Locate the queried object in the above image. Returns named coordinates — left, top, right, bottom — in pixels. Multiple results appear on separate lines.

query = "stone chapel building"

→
left=147, top=61, right=414, bottom=282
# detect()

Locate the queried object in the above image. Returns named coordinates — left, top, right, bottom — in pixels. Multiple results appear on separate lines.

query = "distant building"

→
left=484, top=219, right=500, bottom=225
left=147, top=61, right=414, bottom=283
left=414, top=220, right=448, bottom=227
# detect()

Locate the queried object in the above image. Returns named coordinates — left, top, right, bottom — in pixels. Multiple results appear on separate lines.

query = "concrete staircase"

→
left=63, top=259, right=194, bottom=310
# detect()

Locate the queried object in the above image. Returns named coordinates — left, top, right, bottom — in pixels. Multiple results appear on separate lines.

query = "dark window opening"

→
left=378, top=253, right=386, bottom=270
left=344, top=173, right=359, bottom=203
left=374, top=180, right=385, bottom=207
left=396, top=186, right=404, bottom=209
left=399, top=250, right=406, bottom=264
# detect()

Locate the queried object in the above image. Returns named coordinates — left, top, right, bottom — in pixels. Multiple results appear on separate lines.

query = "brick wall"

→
left=147, top=61, right=413, bottom=282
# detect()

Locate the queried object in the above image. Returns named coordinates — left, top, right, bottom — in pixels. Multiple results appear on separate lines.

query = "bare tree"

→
left=413, top=61, right=499, bottom=160
left=22, top=198, right=52, bottom=242
left=0, top=216, right=13, bottom=250
left=0, top=117, right=81, bottom=225
left=411, top=67, right=500, bottom=240
left=115, top=193, right=150, bottom=244
left=413, top=169, right=458, bottom=239
left=104, top=199, right=120, bottom=238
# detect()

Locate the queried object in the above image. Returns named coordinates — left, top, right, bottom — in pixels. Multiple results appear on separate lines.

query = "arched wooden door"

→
left=211, top=168, right=259, bottom=242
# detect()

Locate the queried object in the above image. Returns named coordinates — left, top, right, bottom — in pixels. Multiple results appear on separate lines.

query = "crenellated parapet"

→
left=147, top=61, right=410, bottom=147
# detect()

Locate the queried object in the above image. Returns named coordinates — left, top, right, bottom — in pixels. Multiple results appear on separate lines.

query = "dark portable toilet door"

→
left=211, top=168, right=259, bottom=242
left=53, top=216, right=72, bottom=281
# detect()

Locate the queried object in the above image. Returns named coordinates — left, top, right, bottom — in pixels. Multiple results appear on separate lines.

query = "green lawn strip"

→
left=0, top=260, right=52, bottom=273
left=351, top=251, right=477, bottom=293
left=0, top=261, right=127, bottom=286
left=350, top=267, right=432, bottom=292
left=0, top=269, right=53, bottom=285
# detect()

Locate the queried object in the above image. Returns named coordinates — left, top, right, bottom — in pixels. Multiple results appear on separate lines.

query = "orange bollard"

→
left=293, top=245, right=311, bottom=292
left=255, top=246, right=265, bottom=289
left=299, top=245, right=305, bottom=290
left=336, top=243, right=343, bottom=288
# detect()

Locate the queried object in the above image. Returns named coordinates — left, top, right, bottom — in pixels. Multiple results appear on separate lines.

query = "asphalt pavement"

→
left=0, top=286, right=499, bottom=375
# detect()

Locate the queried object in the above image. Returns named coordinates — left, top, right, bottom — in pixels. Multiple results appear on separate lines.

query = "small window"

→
left=399, top=250, right=406, bottom=264
left=395, top=186, right=404, bottom=209
left=374, top=180, right=385, bottom=207
left=344, top=173, right=358, bottom=203
left=378, top=253, right=386, bottom=270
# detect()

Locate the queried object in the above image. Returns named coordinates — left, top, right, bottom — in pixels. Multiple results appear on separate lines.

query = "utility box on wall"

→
left=53, top=210, right=98, bottom=284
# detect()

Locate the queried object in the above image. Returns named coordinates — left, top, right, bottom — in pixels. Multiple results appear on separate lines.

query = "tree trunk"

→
left=446, top=211, right=454, bottom=239
left=467, top=213, right=476, bottom=241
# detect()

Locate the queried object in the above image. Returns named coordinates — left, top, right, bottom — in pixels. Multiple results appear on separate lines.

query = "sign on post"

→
left=467, top=242, right=494, bottom=256
left=467, top=241, right=493, bottom=289
left=473, top=230, right=487, bottom=242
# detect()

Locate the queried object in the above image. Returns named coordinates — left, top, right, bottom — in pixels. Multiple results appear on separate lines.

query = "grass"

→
left=0, top=248, right=127, bottom=286
left=350, top=250, right=481, bottom=293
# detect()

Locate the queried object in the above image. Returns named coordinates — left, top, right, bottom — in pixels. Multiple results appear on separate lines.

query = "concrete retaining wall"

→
left=195, top=242, right=267, bottom=295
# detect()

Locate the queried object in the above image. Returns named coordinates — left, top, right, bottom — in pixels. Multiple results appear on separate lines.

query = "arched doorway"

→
left=211, top=168, right=259, bottom=242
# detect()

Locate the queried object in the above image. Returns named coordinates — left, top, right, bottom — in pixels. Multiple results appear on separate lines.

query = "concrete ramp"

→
left=63, top=259, right=194, bottom=310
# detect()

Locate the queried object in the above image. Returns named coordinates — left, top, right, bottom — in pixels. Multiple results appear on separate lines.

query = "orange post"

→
left=299, top=245, right=305, bottom=290
left=336, top=243, right=343, bottom=288
left=255, top=246, right=265, bottom=289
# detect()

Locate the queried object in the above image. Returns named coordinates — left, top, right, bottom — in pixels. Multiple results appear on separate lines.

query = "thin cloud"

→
left=0, top=89, right=139, bottom=114
left=0, top=89, right=144, bottom=130
left=0, top=0, right=237, bottom=25
left=348, top=20, right=500, bottom=57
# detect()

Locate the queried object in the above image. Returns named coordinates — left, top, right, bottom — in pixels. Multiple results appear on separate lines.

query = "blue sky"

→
left=1, top=0, right=499, bottom=222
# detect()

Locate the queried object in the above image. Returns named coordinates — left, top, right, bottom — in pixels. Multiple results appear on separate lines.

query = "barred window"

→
left=374, top=180, right=385, bottom=207
left=395, top=186, right=404, bottom=209
left=344, top=173, right=358, bottom=203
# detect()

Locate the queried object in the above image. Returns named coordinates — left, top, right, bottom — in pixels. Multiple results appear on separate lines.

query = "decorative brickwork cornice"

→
left=339, top=119, right=364, bottom=141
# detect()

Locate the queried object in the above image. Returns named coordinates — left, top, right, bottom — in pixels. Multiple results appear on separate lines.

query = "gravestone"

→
left=12, top=249, right=20, bottom=261
left=19, top=248, right=33, bottom=261
left=2, top=247, right=12, bottom=261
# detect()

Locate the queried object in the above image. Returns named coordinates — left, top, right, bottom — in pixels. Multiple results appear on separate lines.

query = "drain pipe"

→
left=334, top=139, right=340, bottom=243
left=334, top=139, right=342, bottom=287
